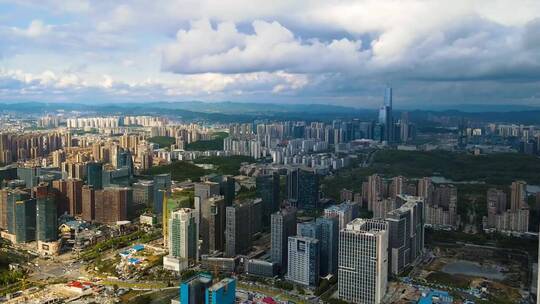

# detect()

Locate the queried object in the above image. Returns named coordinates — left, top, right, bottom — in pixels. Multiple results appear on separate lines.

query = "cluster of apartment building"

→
left=484, top=181, right=530, bottom=233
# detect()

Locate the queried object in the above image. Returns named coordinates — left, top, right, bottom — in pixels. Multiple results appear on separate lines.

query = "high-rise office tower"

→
left=180, top=273, right=213, bottom=304
left=271, top=207, right=297, bottom=272
left=286, top=236, right=320, bottom=287
left=220, top=176, right=235, bottom=206
left=324, top=202, right=358, bottom=230
left=225, top=202, right=252, bottom=257
left=15, top=197, right=37, bottom=243
left=399, top=112, right=412, bottom=143
left=205, top=277, right=236, bottom=304
left=316, top=217, right=339, bottom=276
left=66, top=178, right=83, bottom=216
left=297, top=221, right=322, bottom=239
left=386, top=196, right=424, bottom=275
left=287, top=168, right=319, bottom=210
left=249, top=198, right=263, bottom=236
left=86, top=162, right=103, bottom=190
left=35, top=184, right=57, bottom=242
left=199, top=196, right=227, bottom=254
left=194, top=181, right=221, bottom=201
left=132, top=181, right=154, bottom=209
left=256, top=173, right=280, bottom=226
left=7, top=189, right=31, bottom=234
left=51, top=179, right=69, bottom=216
left=153, top=173, right=171, bottom=215
left=384, top=87, right=392, bottom=108
left=378, top=87, right=394, bottom=143
left=17, top=166, right=41, bottom=189
left=338, top=219, right=388, bottom=304
left=164, top=208, right=199, bottom=272
left=296, top=217, right=339, bottom=276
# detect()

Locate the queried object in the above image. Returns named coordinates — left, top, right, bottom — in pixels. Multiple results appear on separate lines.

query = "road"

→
left=362, top=149, right=378, bottom=167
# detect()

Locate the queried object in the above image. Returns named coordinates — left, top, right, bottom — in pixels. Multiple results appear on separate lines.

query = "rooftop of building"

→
left=182, top=273, right=213, bottom=285
left=207, top=277, right=236, bottom=291
left=344, top=218, right=387, bottom=235
left=133, top=180, right=154, bottom=186
left=289, top=235, right=319, bottom=243
left=324, top=201, right=356, bottom=212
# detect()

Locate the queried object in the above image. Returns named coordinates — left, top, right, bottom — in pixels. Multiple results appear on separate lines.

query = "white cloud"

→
left=1, top=0, right=540, bottom=105
left=162, top=19, right=366, bottom=74
left=0, top=67, right=309, bottom=101
left=12, top=20, right=52, bottom=38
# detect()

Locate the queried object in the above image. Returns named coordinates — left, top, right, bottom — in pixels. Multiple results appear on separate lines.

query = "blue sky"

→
left=1, top=0, right=540, bottom=108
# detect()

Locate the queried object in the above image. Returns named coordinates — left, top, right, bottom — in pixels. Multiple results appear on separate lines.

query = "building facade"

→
left=165, top=208, right=199, bottom=272
left=270, top=207, right=297, bottom=272
left=338, top=219, right=388, bottom=304
left=287, top=236, right=320, bottom=287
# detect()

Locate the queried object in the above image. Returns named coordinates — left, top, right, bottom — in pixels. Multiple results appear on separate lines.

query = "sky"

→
left=1, top=0, right=540, bottom=109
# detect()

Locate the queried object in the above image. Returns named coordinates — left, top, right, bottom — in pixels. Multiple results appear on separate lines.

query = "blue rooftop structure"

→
left=206, top=277, right=236, bottom=304
left=132, top=244, right=144, bottom=251
left=180, top=273, right=213, bottom=304
left=418, top=290, right=453, bottom=304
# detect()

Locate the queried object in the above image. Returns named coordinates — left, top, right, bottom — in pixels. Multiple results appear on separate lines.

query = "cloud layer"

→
left=0, top=0, right=540, bottom=107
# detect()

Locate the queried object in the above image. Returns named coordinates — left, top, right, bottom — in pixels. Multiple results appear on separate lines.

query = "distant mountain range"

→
left=1, top=101, right=540, bottom=124
left=409, top=103, right=540, bottom=113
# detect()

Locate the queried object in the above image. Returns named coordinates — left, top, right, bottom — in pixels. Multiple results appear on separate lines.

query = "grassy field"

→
left=168, top=190, right=194, bottom=209
left=0, top=244, right=29, bottom=288
left=146, top=161, right=210, bottom=182
left=426, top=228, right=538, bottom=256
left=193, top=155, right=254, bottom=175
left=321, top=149, right=540, bottom=202
left=370, top=150, right=540, bottom=185
left=81, top=230, right=161, bottom=261
left=148, top=136, right=175, bottom=148
left=147, top=155, right=253, bottom=182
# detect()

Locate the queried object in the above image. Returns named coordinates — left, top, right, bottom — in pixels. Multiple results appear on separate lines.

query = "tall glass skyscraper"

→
left=180, top=273, right=212, bottom=304
left=36, top=185, right=58, bottom=242
left=287, top=168, right=319, bottom=210
left=153, top=173, right=171, bottom=215
left=86, top=162, right=103, bottom=190
left=15, top=198, right=37, bottom=243
left=271, top=207, right=297, bottom=273
left=206, top=277, right=236, bottom=304
left=384, top=87, right=393, bottom=107
left=378, top=86, right=394, bottom=143
left=256, top=173, right=280, bottom=226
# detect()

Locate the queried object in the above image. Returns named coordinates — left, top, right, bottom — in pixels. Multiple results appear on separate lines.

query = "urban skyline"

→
left=0, top=1, right=539, bottom=304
